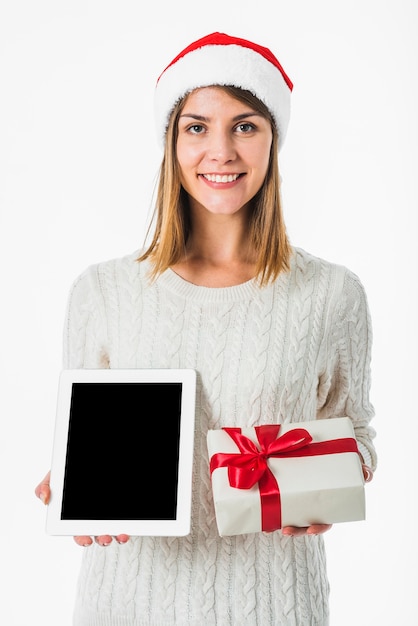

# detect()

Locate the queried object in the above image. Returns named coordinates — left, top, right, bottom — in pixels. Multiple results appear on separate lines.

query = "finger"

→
left=35, top=470, right=51, bottom=505
left=282, top=526, right=310, bottom=537
left=114, top=534, right=130, bottom=544
left=74, top=536, right=94, bottom=547
left=306, top=523, right=332, bottom=535
left=94, top=535, right=113, bottom=547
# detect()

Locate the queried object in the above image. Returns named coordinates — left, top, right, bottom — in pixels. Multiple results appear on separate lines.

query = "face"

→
left=176, top=87, right=273, bottom=218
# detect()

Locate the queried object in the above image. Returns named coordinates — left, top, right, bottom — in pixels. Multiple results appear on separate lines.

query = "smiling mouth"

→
left=201, top=173, right=242, bottom=183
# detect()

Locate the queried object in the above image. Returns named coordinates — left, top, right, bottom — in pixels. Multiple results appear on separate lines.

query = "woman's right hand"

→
left=73, top=533, right=130, bottom=547
left=35, top=470, right=130, bottom=547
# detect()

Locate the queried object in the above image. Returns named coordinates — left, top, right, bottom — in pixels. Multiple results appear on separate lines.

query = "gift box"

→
left=207, top=417, right=365, bottom=536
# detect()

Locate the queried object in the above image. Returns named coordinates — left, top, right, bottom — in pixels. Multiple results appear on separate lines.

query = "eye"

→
left=235, top=122, right=256, bottom=133
left=187, top=124, right=206, bottom=135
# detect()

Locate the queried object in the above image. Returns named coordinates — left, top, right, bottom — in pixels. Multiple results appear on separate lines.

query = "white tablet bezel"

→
left=46, top=368, right=196, bottom=537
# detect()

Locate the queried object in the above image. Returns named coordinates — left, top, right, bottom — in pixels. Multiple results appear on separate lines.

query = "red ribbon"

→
left=209, top=424, right=359, bottom=532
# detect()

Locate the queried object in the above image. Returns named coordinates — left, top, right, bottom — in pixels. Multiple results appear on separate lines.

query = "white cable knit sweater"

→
left=65, top=246, right=377, bottom=626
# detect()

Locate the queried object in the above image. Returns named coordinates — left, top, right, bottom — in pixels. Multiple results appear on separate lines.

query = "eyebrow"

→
left=179, top=112, right=263, bottom=122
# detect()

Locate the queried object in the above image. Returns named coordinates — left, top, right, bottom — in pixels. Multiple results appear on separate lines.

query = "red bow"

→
left=210, top=424, right=358, bottom=532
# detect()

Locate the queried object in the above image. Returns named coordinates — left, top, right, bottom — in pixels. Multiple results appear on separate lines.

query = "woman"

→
left=36, top=32, right=376, bottom=625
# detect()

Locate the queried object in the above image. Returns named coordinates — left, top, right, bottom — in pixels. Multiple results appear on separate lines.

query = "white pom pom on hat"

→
left=154, top=31, right=293, bottom=151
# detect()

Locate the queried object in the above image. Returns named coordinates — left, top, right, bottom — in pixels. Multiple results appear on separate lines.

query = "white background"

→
left=1, top=1, right=417, bottom=624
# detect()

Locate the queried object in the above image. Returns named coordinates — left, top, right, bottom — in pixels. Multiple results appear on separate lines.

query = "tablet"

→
left=46, top=368, right=197, bottom=537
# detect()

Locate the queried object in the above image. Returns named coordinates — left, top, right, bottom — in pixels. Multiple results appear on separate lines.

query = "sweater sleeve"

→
left=317, top=268, right=377, bottom=471
left=62, top=264, right=110, bottom=370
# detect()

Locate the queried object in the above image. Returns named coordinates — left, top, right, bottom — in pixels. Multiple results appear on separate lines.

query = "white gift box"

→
left=207, top=417, right=365, bottom=536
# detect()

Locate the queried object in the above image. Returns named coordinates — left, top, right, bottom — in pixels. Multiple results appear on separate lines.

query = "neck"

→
left=172, top=218, right=257, bottom=287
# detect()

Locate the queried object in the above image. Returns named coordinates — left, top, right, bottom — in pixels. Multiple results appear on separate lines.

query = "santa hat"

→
left=154, top=32, right=293, bottom=151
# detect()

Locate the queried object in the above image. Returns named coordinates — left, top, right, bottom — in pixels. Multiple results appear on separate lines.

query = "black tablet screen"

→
left=61, top=382, right=183, bottom=520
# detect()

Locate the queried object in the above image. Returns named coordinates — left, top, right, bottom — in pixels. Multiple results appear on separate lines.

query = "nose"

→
left=207, top=130, right=236, bottom=163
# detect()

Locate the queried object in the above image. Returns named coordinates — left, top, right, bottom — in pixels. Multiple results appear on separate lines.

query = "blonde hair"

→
left=138, top=86, right=292, bottom=285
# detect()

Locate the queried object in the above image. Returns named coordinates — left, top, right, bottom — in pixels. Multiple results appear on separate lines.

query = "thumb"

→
left=362, top=464, right=373, bottom=483
left=35, top=470, right=51, bottom=505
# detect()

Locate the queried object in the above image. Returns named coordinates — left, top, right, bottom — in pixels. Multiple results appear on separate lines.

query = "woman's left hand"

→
left=281, top=524, right=332, bottom=537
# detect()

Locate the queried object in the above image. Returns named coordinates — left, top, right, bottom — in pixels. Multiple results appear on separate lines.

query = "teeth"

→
left=203, top=174, right=240, bottom=183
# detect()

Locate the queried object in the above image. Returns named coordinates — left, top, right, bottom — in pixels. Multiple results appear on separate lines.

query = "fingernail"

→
left=39, top=493, right=46, bottom=505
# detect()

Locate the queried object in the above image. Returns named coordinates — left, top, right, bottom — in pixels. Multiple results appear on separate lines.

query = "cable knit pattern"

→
left=65, top=246, right=377, bottom=626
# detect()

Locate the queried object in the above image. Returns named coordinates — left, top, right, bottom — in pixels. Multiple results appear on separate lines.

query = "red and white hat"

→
left=154, top=32, right=293, bottom=151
